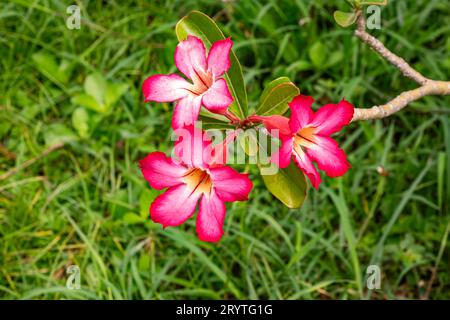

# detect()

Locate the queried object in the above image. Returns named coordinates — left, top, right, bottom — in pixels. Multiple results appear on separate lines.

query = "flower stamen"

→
left=183, top=168, right=213, bottom=195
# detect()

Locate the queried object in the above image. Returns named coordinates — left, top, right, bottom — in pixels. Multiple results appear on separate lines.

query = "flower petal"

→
left=139, top=152, right=187, bottom=190
left=142, top=74, right=190, bottom=102
left=196, top=191, right=226, bottom=242
left=310, top=99, right=354, bottom=135
left=289, top=95, right=314, bottom=133
left=292, top=147, right=321, bottom=189
left=201, top=78, right=233, bottom=113
left=209, top=166, right=253, bottom=202
left=207, top=38, right=233, bottom=78
left=150, top=184, right=201, bottom=227
left=248, top=115, right=291, bottom=138
left=305, top=135, right=350, bottom=178
left=172, top=95, right=202, bottom=129
left=174, top=35, right=207, bottom=80
left=271, top=137, right=293, bottom=169
left=174, top=125, right=212, bottom=169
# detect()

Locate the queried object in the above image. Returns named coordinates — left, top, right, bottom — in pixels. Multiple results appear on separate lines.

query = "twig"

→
left=0, top=143, right=64, bottom=181
left=351, top=13, right=450, bottom=122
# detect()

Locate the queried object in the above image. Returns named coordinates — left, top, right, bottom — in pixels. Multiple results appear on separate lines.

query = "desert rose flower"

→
left=250, top=95, right=354, bottom=189
left=142, top=36, right=234, bottom=129
left=139, top=126, right=252, bottom=242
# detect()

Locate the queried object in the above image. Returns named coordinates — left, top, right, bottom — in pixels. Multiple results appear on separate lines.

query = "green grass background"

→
left=1, top=0, right=450, bottom=299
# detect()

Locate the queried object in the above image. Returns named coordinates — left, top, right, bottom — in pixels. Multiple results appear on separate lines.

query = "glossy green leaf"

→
left=72, top=107, right=89, bottom=138
left=259, top=161, right=308, bottom=209
left=257, top=77, right=299, bottom=116
left=333, top=10, right=358, bottom=27
left=175, top=11, right=248, bottom=119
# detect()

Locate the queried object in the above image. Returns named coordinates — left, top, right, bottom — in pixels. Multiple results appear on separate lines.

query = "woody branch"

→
left=351, top=12, right=450, bottom=122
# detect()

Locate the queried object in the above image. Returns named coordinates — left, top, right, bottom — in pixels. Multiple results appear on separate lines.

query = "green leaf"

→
left=84, top=73, right=107, bottom=106
left=286, top=60, right=312, bottom=74
left=175, top=11, right=248, bottom=119
left=139, top=189, right=158, bottom=218
left=239, top=130, right=259, bottom=156
left=32, top=52, right=71, bottom=85
left=333, top=10, right=358, bottom=27
left=198, top=109, right=235, bottom=131
left=44, top=124, right=78, bottom=147
left=324, top=51, right=344, bottom=69
left=259, top=161, right=308, bottom=209
left=71, top=93, right=106, bottom=113
left=360, top=0, right=388, bottom=5
left=138, top=254, right=150, bottom=271
left=72, top=107, right=89, bottom=138
left=58, top=60, right=74, bottom=82
left=123, top=212, right=146, bottom=224
left=308, top=41, right=327, bottom=69
left=105, top=82, right=128, bottom=107
left=257, top=77, right=299, bottom=116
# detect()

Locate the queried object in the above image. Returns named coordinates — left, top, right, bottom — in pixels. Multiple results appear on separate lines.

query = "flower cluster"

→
left=141, top=36, right=251, bottom=242
left=249, top=95, right=354, bottom=189
left=140, top=35, right=354, bottom=242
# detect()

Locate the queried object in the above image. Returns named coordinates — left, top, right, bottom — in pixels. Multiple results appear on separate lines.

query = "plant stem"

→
left=351, top=12, right=450, bottom=122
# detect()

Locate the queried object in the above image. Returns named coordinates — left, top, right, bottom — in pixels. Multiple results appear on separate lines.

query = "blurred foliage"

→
left=0, top=0, right=449, bottom=299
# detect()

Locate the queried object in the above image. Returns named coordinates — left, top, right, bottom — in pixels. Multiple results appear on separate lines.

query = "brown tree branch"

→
left=351, top=13, right=450, bottom=122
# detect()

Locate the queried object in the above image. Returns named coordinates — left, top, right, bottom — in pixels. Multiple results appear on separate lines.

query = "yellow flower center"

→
left=294, top=126, right=317, bottom=149
left=190, top=68, right=214, bottom=95
left=182, top=168, right=213, bottom=195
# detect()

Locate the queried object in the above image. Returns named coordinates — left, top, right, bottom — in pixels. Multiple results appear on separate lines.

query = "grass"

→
left=1, top=0, right=450, bottom=299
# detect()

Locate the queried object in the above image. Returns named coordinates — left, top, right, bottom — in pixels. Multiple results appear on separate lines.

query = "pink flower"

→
left=139, top=126, right=252, bottom=242
left=142, top=36, right=234, bottom=129
left=250, top=95, right=354, bottom=189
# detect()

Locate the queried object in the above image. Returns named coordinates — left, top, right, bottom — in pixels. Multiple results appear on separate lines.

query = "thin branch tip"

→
left=352, top=12, right=449, bottom=122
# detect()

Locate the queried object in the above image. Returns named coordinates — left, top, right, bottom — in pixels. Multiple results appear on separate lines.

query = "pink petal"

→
left=289, top=95, right=314, bottom=133
left=209, top=166, right=253, bottom=202
left=142, top=74, right=190, bottom=102
left=150, top=184, right=201, bottom=228
left=139, top=152, right=187, bottom=190
left=196, top=191, right=226, bottom=242
left=174, top=35, right=207, bottom=80
left=305, top=135, right=350, bottom=178
left=201, top=78, right=233, bottom=113
left=271, top=137, right=293, bottom=169
left=172, top=95, right=202, bottom=129
left=292, top=147, right=321, bottom=189
left=174, top=125, right=212, bottom=169
left=310, top=99, right=354, bottom=135
left=248, top=115, right=291, bottom=138
left=207, top=38, right=233, bottom=78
